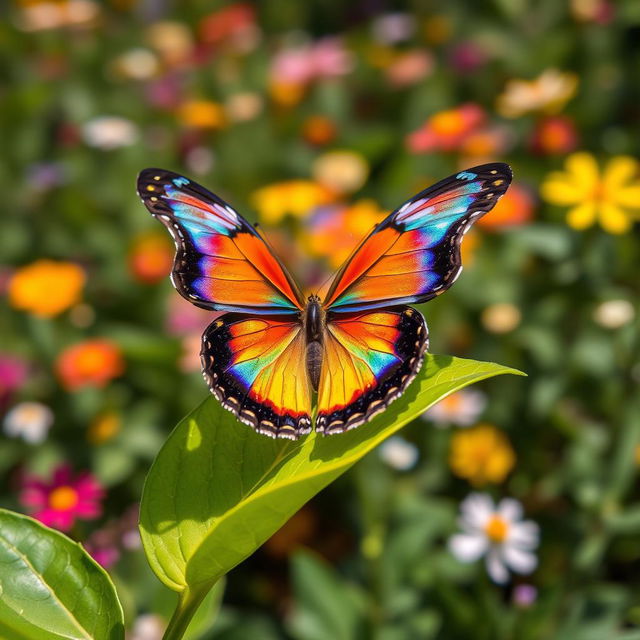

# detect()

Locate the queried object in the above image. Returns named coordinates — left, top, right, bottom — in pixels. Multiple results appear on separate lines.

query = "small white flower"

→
left=3, top=402, right=54, bottom=444
left=593, top=299, right=635, bottom=329
left=423, top=389, right=486, bottom=427
left=448, top=493, right=539, bottom=584
left=82, top=116, right=139, bottom=150
left=379, top=436, right=419, bottom=470
left=127, top=614, right=165, bottom=640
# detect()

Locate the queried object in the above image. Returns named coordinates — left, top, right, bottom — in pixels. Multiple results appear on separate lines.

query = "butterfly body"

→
left=304, top=295, right=324, bottom=390
left=137, top=163, right=512, bottom=439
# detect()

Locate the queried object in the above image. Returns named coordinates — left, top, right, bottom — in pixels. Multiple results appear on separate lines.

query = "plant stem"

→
left=163, top=583, right=212, bottom=640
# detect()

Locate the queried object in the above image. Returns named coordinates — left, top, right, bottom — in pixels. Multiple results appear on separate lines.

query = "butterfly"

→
left=137, top=163, right=512, bottom=440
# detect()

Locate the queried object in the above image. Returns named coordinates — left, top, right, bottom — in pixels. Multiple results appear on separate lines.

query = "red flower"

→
left=530, top=115, right=578, bottom=155
left=20, top=465, right=104, bottom=532
left=56, top=339, right=125, bottom=390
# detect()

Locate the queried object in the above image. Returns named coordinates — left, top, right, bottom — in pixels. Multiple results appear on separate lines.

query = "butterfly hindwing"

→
left=201, top=314, right=312, bottom=440
left=316, top=307, right=428, bottom=434
left=137, top=169, right=304, bottom=314
left=323, top=163, right=512, bottom=313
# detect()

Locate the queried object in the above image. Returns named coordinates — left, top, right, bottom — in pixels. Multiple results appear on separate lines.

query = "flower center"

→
left=591, top=181, right=607, bottom=203
left=484, top=514, right=509, bottom=543
left=49, top=486, right=79, bottom=511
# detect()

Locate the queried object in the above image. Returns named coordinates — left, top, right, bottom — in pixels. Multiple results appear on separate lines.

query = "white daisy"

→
left=82, top=116, right=139, bottom=150
left=448, top=493, right=539, bottom=584
left=3, top=401, right=54, bottom=444
left=378, top=436, right=419, bottom=470
left=423, top=389, right=486, bottom=427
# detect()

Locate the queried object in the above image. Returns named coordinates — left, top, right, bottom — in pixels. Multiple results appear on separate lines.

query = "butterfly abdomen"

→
left=305, top=296, right=324, bottom=391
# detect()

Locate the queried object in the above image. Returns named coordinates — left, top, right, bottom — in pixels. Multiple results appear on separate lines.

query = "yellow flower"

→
left=177, top=100, right=225, bottom=129
left=251, top=180, right=337, bottom=224
left=312, top=150, right=369, bottom=194
left=541, top=152, right=640, bottom=234
left=8, top=260, right=85, bottom=317
left=496, top=69, right=578, bottom=118
left=449, top=424, right=515, bottom=486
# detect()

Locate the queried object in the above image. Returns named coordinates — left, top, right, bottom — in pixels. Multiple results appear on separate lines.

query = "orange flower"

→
left=302, top=115, right=337, bottom=146
left=177, top=100, right=225, bottom=129
left=87, top=411, right=121, bottom=445
left=303, top=200, right=387, bottom=269
left=8, top=260, right=85, bottom=317
left=531, top=116, right=578, bottom=155
left=406, top=104, right=485, bottom=153
left=477, top=183, right=535, bottom=230
left=56, top=339, right=125, bottom=390
left=128, top=232, right=173, bottom=284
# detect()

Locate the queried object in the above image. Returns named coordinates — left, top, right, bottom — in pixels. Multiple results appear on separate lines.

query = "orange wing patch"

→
left=201, top=314, right=312, bottom=439
left=316, top=308, right=428, bottom=434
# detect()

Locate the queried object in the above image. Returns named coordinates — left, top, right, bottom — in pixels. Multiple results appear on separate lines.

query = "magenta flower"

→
left=0, top=354, right=28, bottom=401
left=20, top=465, right=105, bottom=532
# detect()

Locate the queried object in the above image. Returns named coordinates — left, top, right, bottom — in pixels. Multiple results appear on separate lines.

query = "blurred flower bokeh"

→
left=2, top=1, right=640, bottom=637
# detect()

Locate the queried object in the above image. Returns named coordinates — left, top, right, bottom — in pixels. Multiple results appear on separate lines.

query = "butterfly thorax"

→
left=305, top=295, right=324, bottom=391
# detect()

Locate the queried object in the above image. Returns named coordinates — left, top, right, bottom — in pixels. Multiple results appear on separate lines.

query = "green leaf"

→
left=140, top=355, right=523, bottom=599
left=0, top=509, right=124, bottom=640
left=288, top=550, right=368, bottom=640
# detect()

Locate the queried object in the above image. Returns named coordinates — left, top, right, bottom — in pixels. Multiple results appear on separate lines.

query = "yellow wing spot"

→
left=153, top=175, right=161, bottom=180
left=150, top=196, right=158, bottom=202
left=490, top=169, right=497, bottom=174
left=493, top=179, right=504, bottom=186
left=485, top=192, right=494, bottom=199
left=214, top=320, right=224, bottom=328
left=405, top=308, right=414, bottom=316
left=146, top=185, right=156, bottom=191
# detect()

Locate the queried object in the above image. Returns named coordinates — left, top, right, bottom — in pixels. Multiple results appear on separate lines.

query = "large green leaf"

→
left=0, top=509, right=124, bottom=640
left=140, top=354, right=523, bottom=598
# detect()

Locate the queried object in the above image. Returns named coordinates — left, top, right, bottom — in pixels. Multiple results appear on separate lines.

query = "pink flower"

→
left=20, top=465, right=105, bottom=532
left=270, top=37, right=354, bottom=86
left=165, top=296, right=214, bottom=335
left=0, top=354, right=28, bottom=402
left=448, top=42, right=488, bottom=74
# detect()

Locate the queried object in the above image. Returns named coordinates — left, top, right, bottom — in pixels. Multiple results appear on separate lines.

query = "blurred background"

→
left=1, top=1, right=640, bottom=638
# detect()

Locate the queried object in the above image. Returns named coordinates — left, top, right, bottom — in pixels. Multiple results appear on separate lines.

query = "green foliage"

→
left=140, top=355, right=521, bottom=632
left=0, top=509, right=124, bottom=640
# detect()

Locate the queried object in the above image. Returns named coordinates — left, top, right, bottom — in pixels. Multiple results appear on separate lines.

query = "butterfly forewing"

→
left=137, top=168, right=304, bottom=314
left=323, top=163, right=512, bottom=313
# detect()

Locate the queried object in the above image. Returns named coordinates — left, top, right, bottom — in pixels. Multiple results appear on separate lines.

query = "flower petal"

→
left=613, top=185, right=640, bottom=209
left=496, top=498, right=523, bottom=523
left=508, top=521, right=540, bottom=549
left=459, top=493, right=494, bottom=531
left=502, top=544, right=538, bottom=575
left=486, top=548, right=509, bottom=584
left=565, top=152, right=599, bottom=191
left=541, top=177, right=587, bottom=205
left=449, top=533, right=489, bottom=563
left=603, top=156, right=638, bottom=190
left=598, top=202, right=632, bottom=234
left=566, top=202, right=596, bottom=230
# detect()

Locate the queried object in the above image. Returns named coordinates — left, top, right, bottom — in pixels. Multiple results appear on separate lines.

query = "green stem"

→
left=163, top=583, right=212, bottom=640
